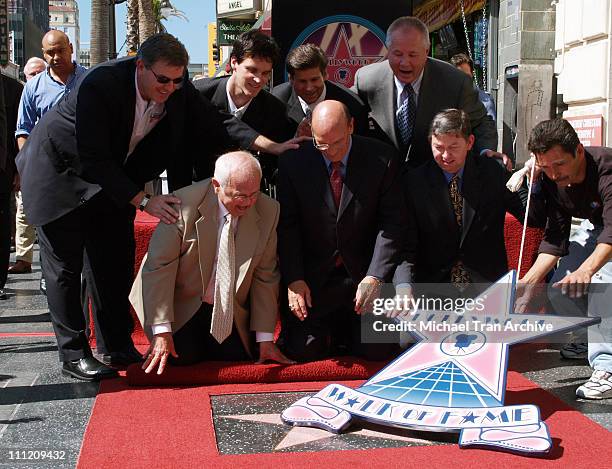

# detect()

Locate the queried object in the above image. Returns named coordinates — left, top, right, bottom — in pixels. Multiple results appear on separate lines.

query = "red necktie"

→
left=330, top=161, right=343, bottom=208
left=330, top=161, right=344, bottom=267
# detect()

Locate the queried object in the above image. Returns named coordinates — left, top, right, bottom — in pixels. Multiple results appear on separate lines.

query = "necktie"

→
left=330, top=161, right=344, bottom=266
left=330, top=161, right=343, bottom=208
left=210, top=213, right=236, bottom=343
left=448, top=175, right=472, bottom=288
left=397, top=83, right=416, bottom=146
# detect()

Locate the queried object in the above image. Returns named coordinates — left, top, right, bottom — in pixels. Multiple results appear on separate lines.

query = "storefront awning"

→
left=415, top=0, right=485, bottom=32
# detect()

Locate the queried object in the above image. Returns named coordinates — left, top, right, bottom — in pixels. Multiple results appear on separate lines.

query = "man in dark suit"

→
left=271, top=43, right=369, bottom=136
left=194, top=30, right=296, bottom=191
left=394, top=109, right=526, bottom=288
left=0, top=74, right=24, bottom=300
left=352, top=16, right=505, bottom=169
left=277, top=100, right=404, bottom=361
left=16, top=33, right=228, bottom=381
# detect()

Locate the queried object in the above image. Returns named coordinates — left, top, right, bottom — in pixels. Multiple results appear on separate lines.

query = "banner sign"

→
left=218, top=18, right=256, bottom=46
left=288, top=16, right=387, bottom=87
left=566, top=115, right=604, bottom=147
left=271, top=0, right=408, bottom=87
left=283, top=271, right=601, bottom=455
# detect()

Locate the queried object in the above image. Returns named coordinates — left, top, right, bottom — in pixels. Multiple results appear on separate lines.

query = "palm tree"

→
left=153, top=0, right=188, bottom=33
left=90, top=0, right=110, bottom=66
left=138, top=0, right=157, bottom=45
left=126, top=0, right=140, bottom=54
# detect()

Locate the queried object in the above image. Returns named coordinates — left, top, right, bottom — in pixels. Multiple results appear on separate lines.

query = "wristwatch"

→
left=138, top=193, right=151, bottom=212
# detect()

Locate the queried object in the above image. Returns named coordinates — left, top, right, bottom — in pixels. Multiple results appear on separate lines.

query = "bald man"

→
left=277, top=100, right=404, bottom=361
left=12, top=32, right=87, bottom=277
left=23, top=57, right=46, bottom=81
left=130, top=151, right=292, bottom=374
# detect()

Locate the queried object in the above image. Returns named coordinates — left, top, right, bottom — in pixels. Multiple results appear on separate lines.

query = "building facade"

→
left=8, top=0, right=49, bottom=72
left=49, top=0, right=80, bottom=61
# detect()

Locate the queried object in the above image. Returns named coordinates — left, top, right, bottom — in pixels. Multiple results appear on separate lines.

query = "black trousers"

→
left=280, top=265, right=399, bottom=362
left=169, top=303, right=250, bottom=366
left=38, top=192, right=136, bottom=362
left=0, top=171, right=11, bottom=290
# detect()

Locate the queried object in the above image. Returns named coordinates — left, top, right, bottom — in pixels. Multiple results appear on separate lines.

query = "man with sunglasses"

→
left=16, top=33, right=230, bottom=381
left=277, top=100, right=404, bottom=362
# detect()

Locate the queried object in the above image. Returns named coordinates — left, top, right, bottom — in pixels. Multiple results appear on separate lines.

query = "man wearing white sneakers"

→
left=520, top=118, right=612, bottom=400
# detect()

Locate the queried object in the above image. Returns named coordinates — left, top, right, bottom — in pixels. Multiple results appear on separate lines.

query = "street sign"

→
left=0, top=0, right=9, bottom=66
left=217, top=18, right=256, bottom=46
left=217, top=0, right=262, bottom=17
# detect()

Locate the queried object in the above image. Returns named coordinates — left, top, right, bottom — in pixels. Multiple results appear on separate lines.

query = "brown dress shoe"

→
left=8, top=260, right=32, bottom=274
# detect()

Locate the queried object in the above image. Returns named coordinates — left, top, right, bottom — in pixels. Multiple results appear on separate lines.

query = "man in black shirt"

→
left=520, top=118, right=612, bottom=400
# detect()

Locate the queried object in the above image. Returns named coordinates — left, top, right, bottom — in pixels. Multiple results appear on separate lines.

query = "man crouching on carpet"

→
left=130, top=151, right=294, bottom=374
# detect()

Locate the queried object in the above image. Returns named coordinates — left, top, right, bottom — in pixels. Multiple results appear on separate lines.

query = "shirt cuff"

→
left=151, top=322, right=172, bottom=335
left=256, top=332, right=274, bottom=343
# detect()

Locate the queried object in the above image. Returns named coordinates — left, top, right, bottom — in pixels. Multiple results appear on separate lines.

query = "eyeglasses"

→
left=148, top=67, right=184, bottom=87
left=312, top=139, right=330, bottom=151
left=225, top=188, right=260, bottom=202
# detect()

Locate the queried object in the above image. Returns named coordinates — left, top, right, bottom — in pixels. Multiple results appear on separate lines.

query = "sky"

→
left=77, top=1, right=216, bottom=64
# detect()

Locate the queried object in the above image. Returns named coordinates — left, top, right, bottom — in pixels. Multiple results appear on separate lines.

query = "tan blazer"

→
left=129, top=179, right=280, bottom=357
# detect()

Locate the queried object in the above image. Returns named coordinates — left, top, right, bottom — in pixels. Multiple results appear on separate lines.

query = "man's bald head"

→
left=42, top=30, right=74, bottom=76
left=23, top=57, right=46, bottom=80
left=310, top=101, right=354, bottom=162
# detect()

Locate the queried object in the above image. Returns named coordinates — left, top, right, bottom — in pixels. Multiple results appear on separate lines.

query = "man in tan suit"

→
left=130, top=151, right=293, bottom=374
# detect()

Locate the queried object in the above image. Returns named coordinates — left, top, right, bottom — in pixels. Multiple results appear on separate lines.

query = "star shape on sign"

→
left=325, top=24, right=385, bottom=88
left=365, top=271, right=601, bottom=405
left=221, top=413, right=437, bottom=451
left=461, top=412, right=477, bottom=424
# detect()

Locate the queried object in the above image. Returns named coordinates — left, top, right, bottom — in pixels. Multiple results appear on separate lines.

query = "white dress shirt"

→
left=226, top=84, right=252, bottom=120
left=152, top=198, right=274, bottom=343
left=394, top=69, right=424, bottom=110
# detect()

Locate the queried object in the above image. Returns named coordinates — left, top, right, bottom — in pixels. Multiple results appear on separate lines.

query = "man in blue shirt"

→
left=451, top=53, right=497, bottom=122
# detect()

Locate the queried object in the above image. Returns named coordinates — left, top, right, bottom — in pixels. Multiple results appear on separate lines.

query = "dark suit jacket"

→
left=194, top=76, right=294, bottom=148
left=277, top=135, right=404, bottom=292
left=352, top=58, right=498, bottom=168
left=395, top=153, right=527, bottom=284
left=0, top=75, right=23, bottom=190
left=271, top=79, right=369, bottom=136
left=16, top=57, right=228, bottom=226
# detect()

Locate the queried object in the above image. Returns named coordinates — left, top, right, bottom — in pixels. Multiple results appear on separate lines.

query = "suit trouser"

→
left=0, top=172, right=11, bottom=290
left=14, top=191, right=35, bottom=263
left=281, top=265, right=399, bottom=362
left=169, top=302, right=250, bottom=365
left=38, top=192, right=136, bottom=362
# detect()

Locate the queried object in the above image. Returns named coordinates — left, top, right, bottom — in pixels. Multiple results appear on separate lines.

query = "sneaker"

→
left=576, top=370, right=612, bottom=400
left=560, top=342, right=588, bottom=360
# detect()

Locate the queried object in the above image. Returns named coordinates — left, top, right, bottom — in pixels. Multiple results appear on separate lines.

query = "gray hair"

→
left=214, top=151, right=262, bottom=187
left=429, top=109, right=472, bottom=140
left=24, top=57, right=46, bottom=75
left=386, top=16, right=430, bottom=49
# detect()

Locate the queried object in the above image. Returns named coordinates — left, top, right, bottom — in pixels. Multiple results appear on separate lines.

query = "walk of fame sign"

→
left=287, top=15, right=387, bottom=87
left=282, top=271, right=601, bottom=455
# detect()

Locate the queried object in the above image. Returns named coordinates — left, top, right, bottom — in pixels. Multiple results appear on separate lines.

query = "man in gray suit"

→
left=352, top=16, right=506, bottom=169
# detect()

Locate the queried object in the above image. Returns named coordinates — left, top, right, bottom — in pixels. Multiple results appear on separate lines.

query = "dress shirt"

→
left=16, top=63, right=87, bottom=137
left=226, top=85, right=252, bottom=119
left=152, top=198, right=273, bottom=342
left=126, top=71, right=166, bottom=159
left=442, top=167, right=465, bottom=189
left=321, top=138, right=352, bottom=179
left=297, top=84, right=327, bottom=116
left=394, top=69, right=424, bottom=110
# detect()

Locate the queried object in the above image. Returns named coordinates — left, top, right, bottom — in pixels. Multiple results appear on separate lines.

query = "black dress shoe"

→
left=40, top=277, right=46, bottom=296
left=62, top=357, right=119, bottom=381
left=100, top=347, right=143, bottom=366
left=0, top=289, right=7, bottom=300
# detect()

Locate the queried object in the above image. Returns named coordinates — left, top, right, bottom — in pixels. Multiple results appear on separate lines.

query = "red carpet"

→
left=126, top=357, right=386, bottom=386
left=77, top=372, right=612, bottom=469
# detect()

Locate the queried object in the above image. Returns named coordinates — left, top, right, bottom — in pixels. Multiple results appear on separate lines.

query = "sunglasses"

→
left=148, top=67, right=184, bottom=87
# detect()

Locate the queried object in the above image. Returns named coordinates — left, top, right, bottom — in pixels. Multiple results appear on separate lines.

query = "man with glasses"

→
left=194, top=30, right=297, bottom=194
left=130, top=151, right=293, bottom=374
left=17, top=33, right=230, bottom=381
left=277, top=100, right=404, bottom=361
